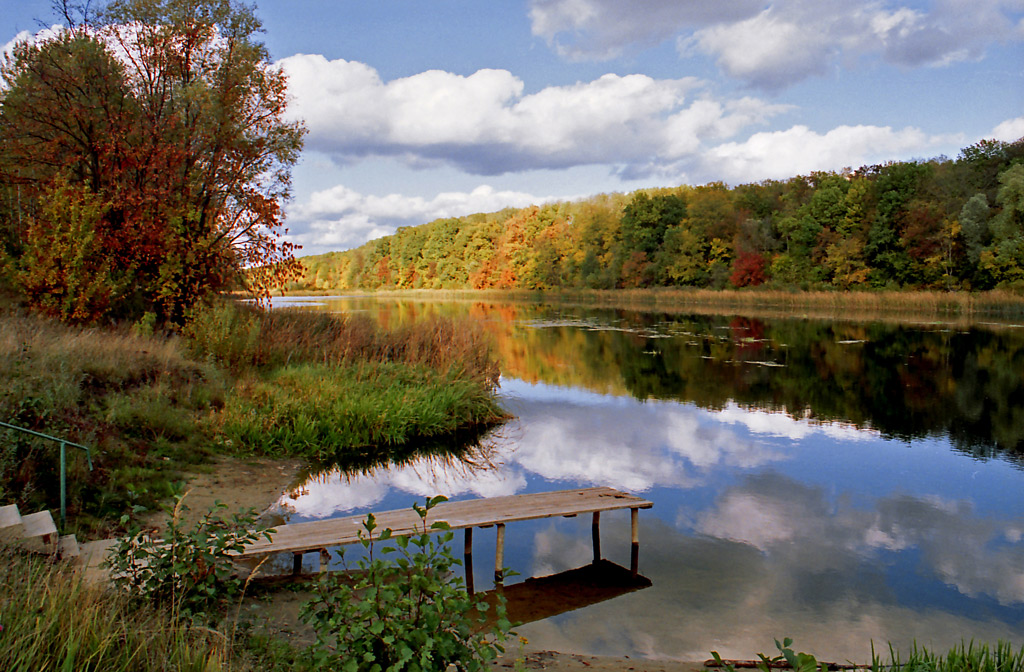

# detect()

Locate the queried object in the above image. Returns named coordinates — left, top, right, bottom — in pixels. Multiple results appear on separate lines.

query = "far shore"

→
left=264, top=286, right=1024, bottom=326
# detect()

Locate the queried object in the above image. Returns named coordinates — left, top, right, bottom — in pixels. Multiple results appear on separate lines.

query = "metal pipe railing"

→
left=0, top=420, right=93, bottom=529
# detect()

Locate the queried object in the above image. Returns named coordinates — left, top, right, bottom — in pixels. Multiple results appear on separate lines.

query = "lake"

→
left=268, top=295, right=1024, bottom=662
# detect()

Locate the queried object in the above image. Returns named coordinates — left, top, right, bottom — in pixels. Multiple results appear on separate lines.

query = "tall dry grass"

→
left=0, top=546, right=238, bottom=671
left=0, top=307, right=226, bottom=531
left=185, top=302, right=500, bottom=386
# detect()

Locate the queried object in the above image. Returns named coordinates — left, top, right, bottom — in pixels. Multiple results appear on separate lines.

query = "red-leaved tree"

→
left=0, top=0, right=305, bottom=324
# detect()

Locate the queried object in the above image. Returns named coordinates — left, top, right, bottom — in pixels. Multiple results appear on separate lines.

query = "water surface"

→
left=271, top=296, right=1024, bottom=662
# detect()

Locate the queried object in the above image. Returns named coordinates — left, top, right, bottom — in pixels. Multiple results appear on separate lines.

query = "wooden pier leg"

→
left=630, top=508, right=639, bottom=577
left=292, top=552, right=303, bottom=576
left=464, top=527, right=475, bottom=595
left=592, top=511, right=601, bottom=563
left=319, top=548, right=330, bottom=574
left=494, top=523, right=505, bottom=586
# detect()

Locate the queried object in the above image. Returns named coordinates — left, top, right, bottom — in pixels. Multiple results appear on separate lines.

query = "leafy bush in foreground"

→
left=105, top=492, right=274, bottom=621
left=300, top=496, right=513, bottom=671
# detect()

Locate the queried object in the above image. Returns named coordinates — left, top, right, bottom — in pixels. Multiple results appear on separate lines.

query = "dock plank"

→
left=239, top=486, right=651, bottom=559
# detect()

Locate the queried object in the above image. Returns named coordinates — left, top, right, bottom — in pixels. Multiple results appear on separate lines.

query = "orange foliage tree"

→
left=0, top=0, right=305, bottom=324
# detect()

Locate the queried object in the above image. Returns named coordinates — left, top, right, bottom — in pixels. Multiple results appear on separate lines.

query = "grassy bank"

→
left=0, top=300, right=505, bottom=534
left=221, top=362, right=503, bottom=462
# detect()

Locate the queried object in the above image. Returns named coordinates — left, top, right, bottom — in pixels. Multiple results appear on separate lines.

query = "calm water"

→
left=270, top=296, right=1024, bottom=662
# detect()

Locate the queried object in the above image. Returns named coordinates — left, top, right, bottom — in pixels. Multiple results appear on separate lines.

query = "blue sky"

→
left=3, top=0, right=1023, bottom=256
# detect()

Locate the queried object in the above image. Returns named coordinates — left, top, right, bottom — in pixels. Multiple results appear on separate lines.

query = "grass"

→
left=0, top=299, right=505, bottom=534
left=0, top=545, right=238, bottom=671
left=220, top=361, right=506, bottom=462
left=875, top=641, right=1024, bottom=672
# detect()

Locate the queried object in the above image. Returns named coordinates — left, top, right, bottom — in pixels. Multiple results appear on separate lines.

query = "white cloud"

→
left=714, top=402, right=879, bottom=441
left=528, top=0, right=762, bottom=60
left=993, top=116, right=1024, bottom=142
left=279, top=55, right=788, bottom=177
left=287, top=181, right=559, bottom=254
left=1, top=24, right=63, bottom=59
left=530, top=0, right=1024, bottom=90
left=703, top=124, right=964, bottom=183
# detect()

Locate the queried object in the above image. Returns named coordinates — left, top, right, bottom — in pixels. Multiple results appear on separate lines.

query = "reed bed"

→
left=220, top=361, right=506, bottom=461
left=2, top=299, right=505, bottom=529
left=184, top=302, right=500, bottom=385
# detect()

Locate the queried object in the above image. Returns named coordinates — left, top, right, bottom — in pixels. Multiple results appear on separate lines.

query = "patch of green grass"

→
left=221, top=362, right=506, bottom=462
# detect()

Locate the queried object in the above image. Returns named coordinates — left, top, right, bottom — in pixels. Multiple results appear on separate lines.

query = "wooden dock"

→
left=238, top=486, right=653, bottom=589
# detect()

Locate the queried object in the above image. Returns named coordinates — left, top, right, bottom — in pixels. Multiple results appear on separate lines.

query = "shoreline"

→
left=266, top=287, right=1024, bottom=327
left=493, top=649, right=709, bottom=671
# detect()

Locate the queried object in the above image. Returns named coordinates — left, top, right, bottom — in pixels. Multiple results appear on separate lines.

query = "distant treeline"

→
left=293, top=138, right=1024, bottom=293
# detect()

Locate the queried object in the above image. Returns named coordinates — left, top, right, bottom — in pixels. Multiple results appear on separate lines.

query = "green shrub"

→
left=299, top=496, right=512, bottom=671
left=182, top=300, right=262, bottom=370
left=104, top=493, right=274, bottom=621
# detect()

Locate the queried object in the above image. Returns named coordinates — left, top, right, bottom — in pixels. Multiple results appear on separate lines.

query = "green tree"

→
left=980, top=164, right=1024, bottom=286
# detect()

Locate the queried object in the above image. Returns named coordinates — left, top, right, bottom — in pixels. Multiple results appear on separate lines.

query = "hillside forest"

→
left=295, top=139, right=1024, bottom=293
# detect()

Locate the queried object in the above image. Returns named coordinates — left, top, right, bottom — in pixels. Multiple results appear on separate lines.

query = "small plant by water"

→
left=300, top=496, right=513, bottom=671
left=104, top=490, right=275, bottom=621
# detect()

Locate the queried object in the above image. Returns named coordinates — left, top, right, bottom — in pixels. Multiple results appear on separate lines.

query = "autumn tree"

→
left=0, top=0, right=305, bottom=324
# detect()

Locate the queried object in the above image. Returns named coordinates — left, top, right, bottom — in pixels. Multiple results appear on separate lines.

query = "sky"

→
left=2, top=1, right=1023, bottom=257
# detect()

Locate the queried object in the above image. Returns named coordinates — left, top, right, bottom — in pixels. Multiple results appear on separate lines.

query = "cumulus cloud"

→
left=280, top=55, right=789, bottom=177
left=528, top=0, right=762, bottom=61
left=702, top=124, right=964, bottom=183
left=286, top=181, right=558, bottom=254
left=714, top=402, right=880, bottom=442
left=1, top=24, right=64, bottom=67
left=993, top=116, right=1024, bottom=142
left=529, top=0, right=1024, bottom=90
left=696, top=474, right=1024, bottom=607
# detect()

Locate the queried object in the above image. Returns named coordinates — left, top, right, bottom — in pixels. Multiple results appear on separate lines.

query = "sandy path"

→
left=142, top=455, right=306, bottom=530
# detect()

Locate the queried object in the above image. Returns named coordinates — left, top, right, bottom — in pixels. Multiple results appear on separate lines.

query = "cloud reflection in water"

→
left=274, top=378, right=1024, bottom=661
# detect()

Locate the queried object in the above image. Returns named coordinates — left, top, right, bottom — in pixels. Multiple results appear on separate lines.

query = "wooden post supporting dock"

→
left=494, top=523, right=506, bottom=586
left=592, top=511, right=601, bottom=563
left=630, top=507, right=640, bottom=576
left=464, top=527, right=474, bottom=594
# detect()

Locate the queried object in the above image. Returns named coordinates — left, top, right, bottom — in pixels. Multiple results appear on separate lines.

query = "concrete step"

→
left=76, top=538, right=120, bottom=584
left=0, top=504, right=22, bottom=544
left=19, top=510, right=58, bottom=554
left=58, top=534, right=80, bottom=561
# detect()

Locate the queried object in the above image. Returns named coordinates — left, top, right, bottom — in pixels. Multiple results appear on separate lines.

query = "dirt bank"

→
left=142, top=455, right=306, bottom=530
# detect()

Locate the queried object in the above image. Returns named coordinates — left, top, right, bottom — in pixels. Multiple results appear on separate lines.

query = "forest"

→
left=294, top=138, right=1024, bottom=293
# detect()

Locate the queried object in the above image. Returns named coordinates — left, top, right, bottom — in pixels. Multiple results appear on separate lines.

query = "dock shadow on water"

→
left=474, top=560, right=652, bottom=628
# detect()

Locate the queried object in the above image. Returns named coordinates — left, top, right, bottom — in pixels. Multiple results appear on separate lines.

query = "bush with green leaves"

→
left=299, top=496, right=513, bottom=671
left=104, top=491, right=274, bottom=620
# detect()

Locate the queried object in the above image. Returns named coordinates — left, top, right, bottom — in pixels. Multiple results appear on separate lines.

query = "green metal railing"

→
left=0, top=420, right=93, bottom=529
